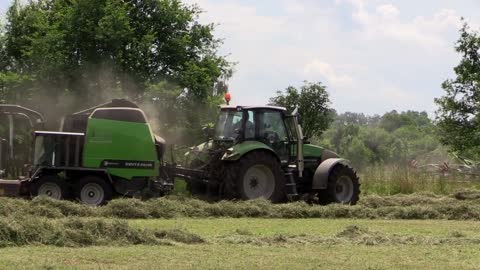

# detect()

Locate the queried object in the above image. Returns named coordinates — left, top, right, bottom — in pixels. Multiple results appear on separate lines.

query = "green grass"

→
left=2, top=244, right=480, bottom=270
left=2, top=218, right=480, bottom=269
left=360, top=165, right=480, bottom=195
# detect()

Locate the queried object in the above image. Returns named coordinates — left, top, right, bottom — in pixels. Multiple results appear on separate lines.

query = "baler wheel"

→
left=75, top=176, right=112, bottom=206
left=31, top=175, right=69, bottom=200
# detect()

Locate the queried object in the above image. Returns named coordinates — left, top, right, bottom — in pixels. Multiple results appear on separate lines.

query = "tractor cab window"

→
left=214, top=110, right=243, bottom=140
left=257, top=110, right=290, bottom=161
left=258, top=111, right=288, bottom=143
left=214, top=109, right=255, bottom=140
left=244, top=110, right=255, bottom=139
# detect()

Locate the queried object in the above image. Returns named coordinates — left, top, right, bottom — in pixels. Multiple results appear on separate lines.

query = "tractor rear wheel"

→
left=31, top=175, right=69, bottom=200
left=326, top=164, right=360, bottom=205
left=228, top=151, right=286, bottom=202
left=75, top=176, right=112, bottom=206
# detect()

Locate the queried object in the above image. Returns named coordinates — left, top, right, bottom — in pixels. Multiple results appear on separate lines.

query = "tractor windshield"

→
left=214, top=110, right=244, bottom=140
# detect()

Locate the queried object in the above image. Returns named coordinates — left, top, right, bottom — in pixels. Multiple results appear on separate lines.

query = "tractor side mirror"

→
left=202, top=126, right=215, bottom=139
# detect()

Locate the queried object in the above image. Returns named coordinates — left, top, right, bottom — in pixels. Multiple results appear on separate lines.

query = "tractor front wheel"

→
left=228, top=151, right=286, bottom=202
left=326, top=164, right=360, bottom=205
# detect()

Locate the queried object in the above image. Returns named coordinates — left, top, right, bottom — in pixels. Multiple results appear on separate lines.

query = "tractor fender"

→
left=221, top=141, right=279, bottom=161
left=312, top=158, right=347, bottom=190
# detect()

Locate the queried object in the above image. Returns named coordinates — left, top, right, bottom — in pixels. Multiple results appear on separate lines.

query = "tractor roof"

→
left=220, top=105, right=287, bottom=111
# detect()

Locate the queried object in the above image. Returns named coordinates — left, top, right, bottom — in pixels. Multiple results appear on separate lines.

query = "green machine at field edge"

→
left=0, top=100, right=172, bottom=206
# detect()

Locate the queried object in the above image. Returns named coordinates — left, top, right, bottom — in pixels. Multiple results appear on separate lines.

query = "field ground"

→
left=2, top=218, right=480, bottom=269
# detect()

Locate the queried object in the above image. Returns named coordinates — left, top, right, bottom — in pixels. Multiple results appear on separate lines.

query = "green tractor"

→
left=0, top=100, right=173, bottom=206
left=182, top=105, right=360, bottom=204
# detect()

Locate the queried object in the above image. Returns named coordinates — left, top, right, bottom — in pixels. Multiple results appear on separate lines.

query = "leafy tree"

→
left=327, top=124, right=360, bottom=154
left=269, top=81, right=333, bottom=138
left=1, top=0, right=232, bottom=118
left=335, top=112, right=369, bottom=126
left=379, top=110, right=430, bottom=132
left=318, top=110, right=444, bottom=168
left=435, top=22, right=480, bottom=158
left=380, top=110, right=414, bottom=132
left=343, top=137, right=374, bottom=168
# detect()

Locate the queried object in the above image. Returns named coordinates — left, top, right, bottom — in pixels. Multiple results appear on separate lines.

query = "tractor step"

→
left=284, top=171, right=298, bottom=200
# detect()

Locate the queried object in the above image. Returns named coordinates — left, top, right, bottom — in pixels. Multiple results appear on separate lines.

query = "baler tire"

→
left=75, top=176, right=112, bottom=206
left=326, top=164, right=360, bottom=205
left=31, top=175, right=69, bottom=200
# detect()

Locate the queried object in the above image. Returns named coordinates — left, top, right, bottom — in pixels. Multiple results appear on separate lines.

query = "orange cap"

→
left=225, top=92, right=231, bottom=103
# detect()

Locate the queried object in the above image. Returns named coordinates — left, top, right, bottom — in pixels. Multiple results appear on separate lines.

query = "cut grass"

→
left=4, top=216, right=480, bottom=247
left=2, top=189, right=480, bottom=220
left=0, top=216, right=205, bottom=247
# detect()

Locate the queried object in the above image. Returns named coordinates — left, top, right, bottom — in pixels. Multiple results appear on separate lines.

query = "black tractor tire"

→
left=186, top=159, right=207, bottom=196
left=326, top=164, right=360, bottom=205
left=30, top=175, right=69, bottom=200
left=226, top=151, right=286, bottom=203
left=74, top=176, right=112, bottom=206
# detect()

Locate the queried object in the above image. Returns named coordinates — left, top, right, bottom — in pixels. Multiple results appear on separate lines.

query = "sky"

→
left=1, top=0, right=480, bottom=115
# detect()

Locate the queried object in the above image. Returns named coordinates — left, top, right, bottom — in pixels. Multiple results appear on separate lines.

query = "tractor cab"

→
left=213, top=105, right=304, bottom=169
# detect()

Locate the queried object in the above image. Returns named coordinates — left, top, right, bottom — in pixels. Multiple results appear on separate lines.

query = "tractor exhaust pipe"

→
left=292, top=108, right=304, bottom=178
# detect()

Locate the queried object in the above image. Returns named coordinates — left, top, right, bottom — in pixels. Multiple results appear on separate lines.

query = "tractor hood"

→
left=303, top=144, right=339, bottom=161
left=303, top=144, right=324, bottom=158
